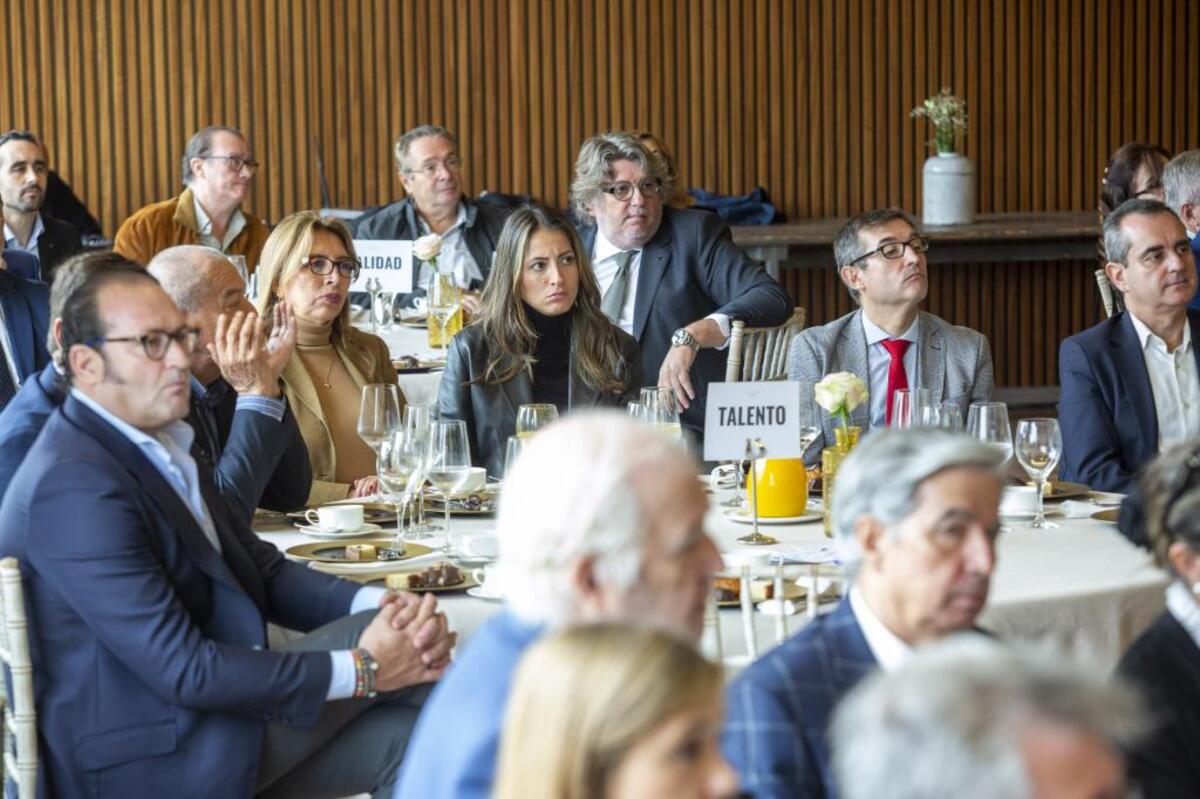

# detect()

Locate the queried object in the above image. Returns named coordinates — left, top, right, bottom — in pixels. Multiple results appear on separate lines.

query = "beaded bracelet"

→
left=352, top=648, right=380, bottom=699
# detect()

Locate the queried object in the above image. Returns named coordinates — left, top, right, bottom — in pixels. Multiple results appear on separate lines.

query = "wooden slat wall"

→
left=1, top=0, right=1196, bottom=388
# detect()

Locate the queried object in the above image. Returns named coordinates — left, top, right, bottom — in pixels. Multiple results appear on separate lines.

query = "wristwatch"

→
left=671, top=328, right=700, bottom=351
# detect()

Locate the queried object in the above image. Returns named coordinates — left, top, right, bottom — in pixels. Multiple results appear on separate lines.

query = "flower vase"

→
left=922, top=151, right=976, bottom=226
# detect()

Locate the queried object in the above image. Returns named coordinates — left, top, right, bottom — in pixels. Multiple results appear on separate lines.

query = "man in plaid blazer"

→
left=722, top=429, right=1006, bottom=798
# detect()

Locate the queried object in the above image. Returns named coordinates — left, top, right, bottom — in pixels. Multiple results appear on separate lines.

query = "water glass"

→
left=966, top=401, right=1013, bottom=463
left=357, top=384, right=402, bottom=455
left=890, top=388, right=932, bottom=429
left=428, top=420, right=472, bottom=551
left=377, top=431, right=424, bottom=547
left=504, top=435, right=525, bottom=479
left=796, top=381, right=821, bottom=455
left=640, top=387, right=682, bottom=442
left=404, top=404, right=439, bottom=535
left=515, top=403, right=559, bottom=439
left=920, top=401, right=964, bottom=431
left=1015, top=418, right=1063, bottom=529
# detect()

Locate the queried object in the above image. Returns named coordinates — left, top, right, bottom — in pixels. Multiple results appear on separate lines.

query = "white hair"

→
left=832, top=635, right=1147, bottom=799
left=146, top=245, right=235, bottom=312
left=831, top=428, right=1004, bottom=575
left=497, top=410, right=694, bottom=627
left=1164, top=149, right=1200, bottom=214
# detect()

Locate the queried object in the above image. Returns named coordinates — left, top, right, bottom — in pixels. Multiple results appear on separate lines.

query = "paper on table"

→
left=767, top=544, right=841, bottom=564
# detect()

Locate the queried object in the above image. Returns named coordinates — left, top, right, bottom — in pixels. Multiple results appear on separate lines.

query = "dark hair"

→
left=47, top=252, right=143, bottom=355
left=1100, top=142, right=1172, bottom=217
left=1101, top=198, right=1179, bottom=266
left=181, top=125, right=245, bottom=184
left=58, top=258, right=157, bottom=384
left=0, top=130, right=40, bottom=150
left=833, top=208, right=920, bottom=301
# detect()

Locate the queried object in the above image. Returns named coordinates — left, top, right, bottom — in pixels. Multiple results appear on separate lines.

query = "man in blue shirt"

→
left=393, top=411, right=725, bottom=798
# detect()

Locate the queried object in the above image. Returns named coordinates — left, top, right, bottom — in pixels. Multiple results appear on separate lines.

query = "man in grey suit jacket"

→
left=789, top=209, right=993, bottom=462
left=573, top=132, right=792, bottom=438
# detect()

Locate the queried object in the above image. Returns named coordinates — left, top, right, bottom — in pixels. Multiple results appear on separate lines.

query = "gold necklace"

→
left=320, top=350, right=336, bottom=388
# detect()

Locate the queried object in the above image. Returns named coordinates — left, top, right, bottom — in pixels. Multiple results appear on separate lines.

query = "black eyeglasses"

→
left=302, top=255, right=361, bottom=280
left=86, top=326, right=201, bottom=360
left=850, top=237, right=930, bottom=264
left=200, top=154, right=260, bottom=174
left=601, top=178, right=662, bottom=202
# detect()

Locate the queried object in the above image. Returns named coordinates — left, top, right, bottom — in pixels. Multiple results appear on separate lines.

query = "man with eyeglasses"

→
left=788, top=208, right=994, bottom=462
left=115, top=125, right=270, bottom=270
left=0, top=260, right=455, bottom=798
left=352, top=124, right=510, bottom=314
left=723, top=428, right=1005, bottom=799
left=0, top=130, right=82, bottom=284
left=572, top=132, right=792, bottom=442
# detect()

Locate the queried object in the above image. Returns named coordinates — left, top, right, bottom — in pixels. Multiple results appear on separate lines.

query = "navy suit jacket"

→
left=1057, top=311, right=1200, bottom=492
left=579, top=208, right=792, bottom=435
left=1, top=249, right=42, bottom=283
left=0, top=363, right=60, bottom=502
left=722, top=600, right=878, bottom=799
left=0, top=396, right=358, bottom=798
left=0, top=269, right=49, bottom=387
left=1189, top=236, right=1200, bottom=312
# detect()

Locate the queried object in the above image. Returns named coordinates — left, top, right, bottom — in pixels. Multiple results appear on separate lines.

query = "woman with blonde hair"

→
left=494, top=623, right=738, bottom=799
left=438, top=204, right=641, bottom=476
left=256, top=211, right=399, bottom=504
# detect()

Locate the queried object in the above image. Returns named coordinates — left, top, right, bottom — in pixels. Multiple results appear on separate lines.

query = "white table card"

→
left=703, top=381, right=802, bottom=461
left=350, top=240, right=414, bottom=293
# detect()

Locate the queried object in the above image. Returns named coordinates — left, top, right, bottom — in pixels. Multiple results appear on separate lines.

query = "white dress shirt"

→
left=417, top=203, right=480, bottom=291
left=1127, top=311, right=1200, bottom=451
left=848, top=585, right=913, bottom=672
left=591, top=227, right=731, bottom=344
left=4, top=213, right=45, bottom=264
left=193, top=196, right=247, bottom=252
left=862, top=313, right=921, bottom=429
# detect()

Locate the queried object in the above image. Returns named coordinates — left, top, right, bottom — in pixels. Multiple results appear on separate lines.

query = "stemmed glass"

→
left=796, top=381, right=821, bottom=456
left=1015, top=419, right=1064, bottom=529
left=404, top=404, right=440, bottom=537
left=966, top=401, right=1013, bottom=464
left=890, top=388, right=932, bottom=429
left=377, top=431, right=424, bottom=548
left=515, top=403, right=558, bottom=439
left=428, top=271, right=462, bottom=350
left=640, top=387, right=682, bottom=442
left=427, top=420, right=472, bottom=552
left=504, top=435, right=525, bottom=479
left=357, top=384, right=402, bottom=463
left=921, top=401, right=964, bottom=430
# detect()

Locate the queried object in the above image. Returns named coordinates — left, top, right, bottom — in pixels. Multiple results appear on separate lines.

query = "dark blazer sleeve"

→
left=692, top=212, right=792, bottom=327
left=618, top=331, right=644, bottom=406
left=1057, top=335, right=1134, bottom=492
left=23, top=459, right=332, bottom=724
left=215, top=398, right=313, bottom=519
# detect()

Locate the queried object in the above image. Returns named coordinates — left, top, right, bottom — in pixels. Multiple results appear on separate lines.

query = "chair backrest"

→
left=1094, top=268, right=1117, bottom=318
left=725, top=307, right=807, bottom=383
left=0, top=558, right=36, bottom=798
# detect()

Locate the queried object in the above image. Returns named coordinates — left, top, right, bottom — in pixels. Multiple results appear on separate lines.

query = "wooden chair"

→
left=0, top=558, right=36, bottom=797
left=1094, top=269, right=1118, bottom=319
left=725, top=307, right=807, bottom=383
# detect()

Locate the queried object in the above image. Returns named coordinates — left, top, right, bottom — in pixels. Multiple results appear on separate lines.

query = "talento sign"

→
left=703, top=381, right=802, bottom=462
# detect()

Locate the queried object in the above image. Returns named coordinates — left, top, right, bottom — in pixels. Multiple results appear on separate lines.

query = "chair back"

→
left=725, top=307, right=807, bottom=383
left=0, top=558, right=36, bottom=797
left=1094, top=269, right=1117, bottom=319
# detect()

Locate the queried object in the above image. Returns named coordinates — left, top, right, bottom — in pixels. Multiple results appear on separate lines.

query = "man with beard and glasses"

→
left=723, top=428, right=1005, bottom=799
left=0, top=130, right=81, bottom=284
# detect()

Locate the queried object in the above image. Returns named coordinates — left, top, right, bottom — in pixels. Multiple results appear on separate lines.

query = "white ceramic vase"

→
left=922, top=151, right=976, bottom=226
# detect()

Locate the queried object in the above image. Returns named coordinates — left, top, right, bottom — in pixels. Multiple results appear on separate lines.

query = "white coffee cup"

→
left=458, top=533, right=499, bottom=558
left=305, top=505, right=365, bottom=531
left=461, top=467, right=487, bottom=494
left=471, top=565, right=506, bottom=597
left=999, top=486, right=1038, bottom=516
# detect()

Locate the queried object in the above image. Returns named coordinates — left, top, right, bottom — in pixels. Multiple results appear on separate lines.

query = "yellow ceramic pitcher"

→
left=746, top=458, right=810, bottom=517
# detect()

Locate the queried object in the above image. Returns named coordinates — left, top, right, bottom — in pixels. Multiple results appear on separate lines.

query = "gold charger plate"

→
left=287, top=502, right=397, bottom=525
left=1091, top=508, right=1120, bottom=524
left=286, top=538, right=432, bottom=564
left=331, top=566, right=482, bottom=590
left=716, top=580, right=804, bottom=608
left=424, top=487, right=498, bottom=515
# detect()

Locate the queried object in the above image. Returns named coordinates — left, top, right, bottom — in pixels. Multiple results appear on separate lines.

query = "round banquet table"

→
left=256, top=485, right=1168, bottom=671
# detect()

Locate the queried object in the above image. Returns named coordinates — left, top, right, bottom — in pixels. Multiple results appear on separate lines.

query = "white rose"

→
left=814, top=372, right=869, bottom=414
left=413, top=234, right=443, bottom=262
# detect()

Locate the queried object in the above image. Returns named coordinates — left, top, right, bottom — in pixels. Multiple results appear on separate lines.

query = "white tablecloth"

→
left=257, top=489, right=1167, bottom=670
left=365, top=322, right=445, bottom=407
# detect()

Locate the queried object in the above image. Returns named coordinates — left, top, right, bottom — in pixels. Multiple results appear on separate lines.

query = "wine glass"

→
left=504, top=435, right=525, bottom=479
left=890, top=388, right=932, bottom=429
left=796, top=381, right=821, bottom=455
left=626, top=401, right=647, bottom=422
left=377, top=430, right=424, bottom=548
left=921, top=401, right=964, bottom=431
left=357, top=384, right=402, bottom=458
left=1015, top=418, right=1063, bottom=529
left=404, top=404, right=440, bottom=536
left=515, top=403, right=559, bottom=439
left=640, top=387, right=682, bottom=442
left=966, top=401, right=1013, bottom=464
left=428, top=271, right=462, bottom=350
left=428, top=419, right=472, bottom=552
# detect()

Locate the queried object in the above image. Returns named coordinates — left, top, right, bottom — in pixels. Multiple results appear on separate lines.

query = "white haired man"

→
left=393, top=411, right=724, bottom=799
left=832, top=636, right=1145, bottom=799
left=722, top=428, right=1005, bottom=799
left=1163, top=149, right=1200, bottom=311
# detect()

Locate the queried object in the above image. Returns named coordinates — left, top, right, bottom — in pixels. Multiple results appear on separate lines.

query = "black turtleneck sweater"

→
left=526, top=303, right=572, bottom=413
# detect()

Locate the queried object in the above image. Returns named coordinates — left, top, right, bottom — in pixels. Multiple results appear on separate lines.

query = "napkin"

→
left=767, top=544, right=841, bottom=564
left=1059, top=500, right=1101, bottom=519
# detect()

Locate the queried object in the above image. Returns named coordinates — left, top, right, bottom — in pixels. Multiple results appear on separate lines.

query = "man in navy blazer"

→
left=1059, top=199, right=1200, bottom=492
left=1, top=247, right=41, bottom=282
left=0, top=263, right=454, bottom=798
left=572, top=133, right=792, bottom=439
left=0, top=264, right=48, bottom=412
left=723, top=429, right=1005, bottom=798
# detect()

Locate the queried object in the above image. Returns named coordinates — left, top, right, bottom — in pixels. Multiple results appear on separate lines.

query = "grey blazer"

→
left=438, top=322, right=644, bottom=477
left=788, top=309, right=994, bottom=463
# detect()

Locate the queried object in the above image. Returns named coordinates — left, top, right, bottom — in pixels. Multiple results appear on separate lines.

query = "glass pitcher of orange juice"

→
left=746, top=458, right=810, bottom=517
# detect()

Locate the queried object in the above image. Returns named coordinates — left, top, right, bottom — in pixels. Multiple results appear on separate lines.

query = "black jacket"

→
left=33, top=213, right=82, bottom=284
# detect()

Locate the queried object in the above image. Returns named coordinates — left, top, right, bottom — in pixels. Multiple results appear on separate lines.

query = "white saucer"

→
left=722, top=508, right=822, bottom=525
left=467, top=586, right=504, bottom=601
left=296, top=522, right=385, bottom=539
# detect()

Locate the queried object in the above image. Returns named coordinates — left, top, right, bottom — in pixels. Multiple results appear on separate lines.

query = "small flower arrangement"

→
left=814, top=372, right=868, bottom=430
left=911, top=88, right=968, bottom=155
left=413, top=233, right=443, bottom=268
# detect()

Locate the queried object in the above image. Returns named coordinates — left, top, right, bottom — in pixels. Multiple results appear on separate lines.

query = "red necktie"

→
left=881, top=338, right=911, bottom=426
